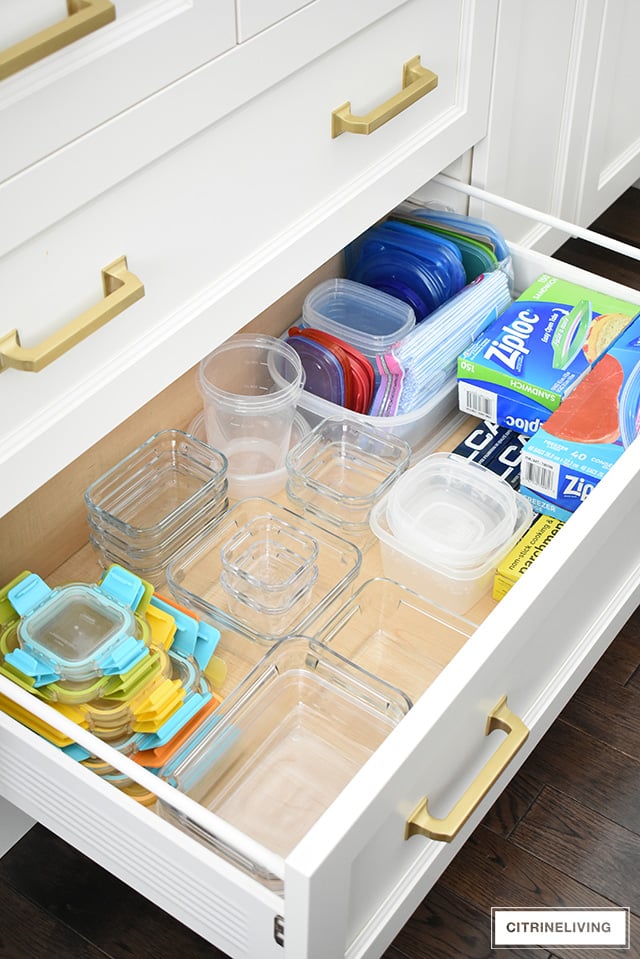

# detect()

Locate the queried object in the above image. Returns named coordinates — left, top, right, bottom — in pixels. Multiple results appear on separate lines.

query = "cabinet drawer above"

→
left=0, top=0, right=236, bottom=185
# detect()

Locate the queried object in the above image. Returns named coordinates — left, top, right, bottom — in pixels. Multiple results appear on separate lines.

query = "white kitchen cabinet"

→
left=2, top=2, right=640, bottom=957
left=0, top=0, right=495, bottom=517
left=470, top=0, right=640, bottom=251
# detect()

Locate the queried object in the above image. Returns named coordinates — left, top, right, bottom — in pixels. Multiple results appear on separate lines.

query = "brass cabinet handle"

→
left=405, top=696, right=529, bottom=843
left=0, top=0, right=115, bottom=81
left=331, top=55, right=438, bottom=138
left=0, top=255, right=144, bottom=373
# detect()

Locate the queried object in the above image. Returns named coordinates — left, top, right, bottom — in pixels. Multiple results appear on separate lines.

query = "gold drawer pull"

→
left=331, top=55, right=438, bottom=138
left=405, top=696, right=529, bottom=843
left=0, top=255, right=144, bottom=373
left=0, top=0, right=115, bottom=81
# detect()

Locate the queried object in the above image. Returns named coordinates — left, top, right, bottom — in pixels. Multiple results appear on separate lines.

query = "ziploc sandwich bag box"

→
left=519, top=311, right=640, bottom=520
left=457, top=273, right=640, bottom=436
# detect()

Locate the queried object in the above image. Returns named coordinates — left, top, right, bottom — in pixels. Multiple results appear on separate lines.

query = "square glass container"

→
left=84, top=430, right=228, bottom=544
left=285, top=416, right=411, bottom=548
left=314, top=578, right=477, bottom=705
left=220, top=516, right=319, bottom=615
left=167, top=498, right=362, bottom=641
left=158, top=637, right=409, bottom=865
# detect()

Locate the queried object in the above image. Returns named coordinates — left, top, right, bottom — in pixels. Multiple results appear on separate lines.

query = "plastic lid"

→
left=302, top=279, right=415, bottom=355
left=386, top=453, right=519, bottom=570
left=8, top=577, right=148, bottom=684
left=286, top=334, right=346, bottom=406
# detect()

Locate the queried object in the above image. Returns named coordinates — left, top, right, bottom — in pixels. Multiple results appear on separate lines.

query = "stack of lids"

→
left=286, top=279, right=416, bottom=414
left=85, top=429, right=229, bottom=589
left=0, top=564, right=227, bottom=805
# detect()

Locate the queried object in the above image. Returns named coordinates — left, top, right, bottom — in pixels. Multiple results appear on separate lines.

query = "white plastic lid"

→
left=386, top=453, right=519, bottom=569
left=302, top=279, right=416, bottom=357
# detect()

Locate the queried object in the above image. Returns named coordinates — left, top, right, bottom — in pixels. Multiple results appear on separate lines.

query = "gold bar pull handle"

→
left=0, top=255, right=144, bottom=373
left=331, top=55, right=438, bottom=138
left=0, top=0, right=115, bottom=81
left=405, top=696, right=529, bottom=843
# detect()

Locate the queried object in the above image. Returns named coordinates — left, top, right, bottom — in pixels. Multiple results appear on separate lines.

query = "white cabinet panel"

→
left=0, top=0, right=237, bottom=183
left=471, top=0, right=640, bottom=250
left=576, top=0, right=640, bottom=224
left=236, top=0, right=316, bottom=41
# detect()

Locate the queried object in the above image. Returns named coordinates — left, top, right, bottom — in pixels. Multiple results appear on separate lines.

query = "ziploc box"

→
left=519, top=311, right=640, bottom=520
left=457, top=273, right=640, bottom=436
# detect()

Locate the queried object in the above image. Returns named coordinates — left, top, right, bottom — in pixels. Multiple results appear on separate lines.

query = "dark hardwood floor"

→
left=1, top=190, right=639, bottom=959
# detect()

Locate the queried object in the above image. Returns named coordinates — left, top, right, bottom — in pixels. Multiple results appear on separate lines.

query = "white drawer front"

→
left=0, top=0, right=236, bottom=184
left=0, top=0, right=497, bottom=517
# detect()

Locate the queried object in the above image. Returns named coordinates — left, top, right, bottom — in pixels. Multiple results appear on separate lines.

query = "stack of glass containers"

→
left=285, top=416, right=411, bottom=550
left=85, top=430, right=229, bottom=588
left=166, top=497, right=362, bottom=641
left=0, top=565, right=228, bottom=805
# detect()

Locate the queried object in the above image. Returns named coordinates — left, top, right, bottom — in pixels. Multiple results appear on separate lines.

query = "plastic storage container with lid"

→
left=386, top=452, right=518, bottom=569
left=157, top=636, right=410, bottom=883
left=370, top=463, right=534, bottom=615
left=301, top=278, right=416, bottom=360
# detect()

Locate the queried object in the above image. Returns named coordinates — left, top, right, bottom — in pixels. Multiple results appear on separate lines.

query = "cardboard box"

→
left=493, top=514, right=564, bottom=599
left=457, top=273, right=640, bottom=436
left=520, top=312, right=640, bottom=519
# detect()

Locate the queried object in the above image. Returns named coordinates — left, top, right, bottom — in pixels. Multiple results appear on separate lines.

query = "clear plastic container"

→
left=386, top=453, right=518, bottom=570
left=370, top=491, right=534, bottom=615
left=198, top=335, right=305, bottom=497
left=166, top=498, right=362, bottom=641
left=158, top=637, right=409, bottom=870
left=285, top=415, right=411, bottom=546
left=84, top=430, right=228, bottom=544
left=302, top=278, right=416, bottom=358
left=296, top=371, right=458, bottom=451
left=189, top=408, right=310, bottom=498
left=314, top=578, right=477, bottom=705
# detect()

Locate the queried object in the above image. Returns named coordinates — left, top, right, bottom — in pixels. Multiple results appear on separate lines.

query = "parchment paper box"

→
left=457, top=273, right=640, bottom=436
left=519, top=312, right=640, bottom=520
left=493, top=514, right=564, bottom=600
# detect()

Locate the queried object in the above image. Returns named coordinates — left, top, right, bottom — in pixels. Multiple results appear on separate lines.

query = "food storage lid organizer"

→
left=166, top=497, right=362, bottom=642
left=285, top=415, right=411, bottom=549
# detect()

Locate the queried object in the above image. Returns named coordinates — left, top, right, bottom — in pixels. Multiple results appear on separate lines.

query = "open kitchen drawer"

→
left=1, top=179, right=640, bottom=959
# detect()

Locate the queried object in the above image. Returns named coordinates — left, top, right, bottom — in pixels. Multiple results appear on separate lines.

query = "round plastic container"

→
left=302, top=278, right=416, bottom=359
left=199, top=335, right=305, bottom=496
left=387, top=453, right=518, bottom=570
left=189, top=409, right=310, bottom=498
